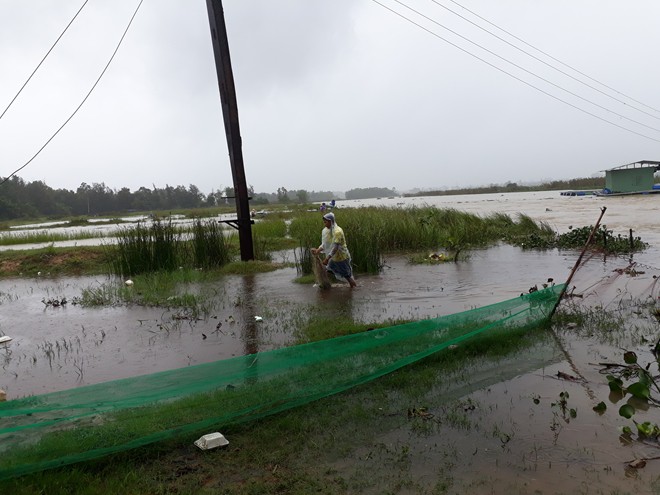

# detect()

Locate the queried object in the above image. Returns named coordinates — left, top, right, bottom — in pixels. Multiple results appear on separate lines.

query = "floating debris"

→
left=41, top=297, right=67, bottom=307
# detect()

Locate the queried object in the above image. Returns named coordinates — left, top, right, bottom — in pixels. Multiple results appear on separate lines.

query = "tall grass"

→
left=0, top=230, right=103, bottom=246
left=111, top=219, right=234, bottom=276
left=289, top=213, right=322, bottom=276
left=191, top=219, right=231, bottom=269
left=252, top=218, right=287, bottom=238
left=289, top=206, right=555, bottom=275
left=251, top=217, right=289, bottom=262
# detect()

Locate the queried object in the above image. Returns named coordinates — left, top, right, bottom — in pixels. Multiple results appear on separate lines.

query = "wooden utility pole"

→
left=205, top=0, right=254, bottom=261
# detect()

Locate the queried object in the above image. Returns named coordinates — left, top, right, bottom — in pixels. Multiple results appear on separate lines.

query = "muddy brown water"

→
left=1, top=191, right=660, bottom=493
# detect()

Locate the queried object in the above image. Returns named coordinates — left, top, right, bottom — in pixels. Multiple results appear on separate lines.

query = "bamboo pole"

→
left=550, top=206, right=607, bottom=318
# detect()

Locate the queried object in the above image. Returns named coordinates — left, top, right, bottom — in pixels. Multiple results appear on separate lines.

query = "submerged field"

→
left=1, top=196, right=660, bottom=493
left=1, top=245, right=659, bottom=494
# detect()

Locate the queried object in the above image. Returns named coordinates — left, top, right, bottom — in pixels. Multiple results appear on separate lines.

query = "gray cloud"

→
left=1, top=0, right=659, bottom=195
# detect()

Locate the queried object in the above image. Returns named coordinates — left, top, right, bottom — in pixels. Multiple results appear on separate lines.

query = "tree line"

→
left=403, top=177, right=606, bottom=197
left=0, top=176, right=397, bottom=221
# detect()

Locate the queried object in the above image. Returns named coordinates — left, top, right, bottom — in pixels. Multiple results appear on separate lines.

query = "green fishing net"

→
left=0, top=284, right=564, bottom=479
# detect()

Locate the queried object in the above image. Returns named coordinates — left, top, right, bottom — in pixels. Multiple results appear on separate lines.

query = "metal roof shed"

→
left=602, top=160, right=660, bottom=193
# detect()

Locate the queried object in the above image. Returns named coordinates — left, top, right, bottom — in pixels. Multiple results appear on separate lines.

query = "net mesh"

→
left=0, top=284, right=564, bottom=479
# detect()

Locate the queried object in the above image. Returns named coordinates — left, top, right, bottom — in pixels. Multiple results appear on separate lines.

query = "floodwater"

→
left=1, top=191, right=660, bottom=493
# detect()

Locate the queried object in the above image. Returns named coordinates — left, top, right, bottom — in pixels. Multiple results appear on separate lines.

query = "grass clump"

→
left=508, top=223, right=648, bottom=254
left=78, top=270, right=220, bottom=318
left=111, top=219, right=234, bottom=277
left=556, top=224, right=647, bottom=253
left=0, top=246, right=109, bottom=277
left=289, top=206, right=556, bottom=275
left=0, top=229, right=103, bottom=246
left=191, top=218, right=232, bottom=268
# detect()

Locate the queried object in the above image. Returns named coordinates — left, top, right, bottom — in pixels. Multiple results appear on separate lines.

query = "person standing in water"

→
left=311, top=212, right=357, bottom=288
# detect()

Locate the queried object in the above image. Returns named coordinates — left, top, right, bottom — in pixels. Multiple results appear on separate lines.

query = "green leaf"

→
left=569, top=408, right=577, bottom=418
left=623, top=351, right=638, bottom=364
left=619, top=404, right=635, bottom=419
left=593, top=401, right=607, bottom=413
left=627, top=382, right=651, bottom=400
left=635, top=421, right=659, bottom=437
left=607, top=375, right=624, bottom=393
left=638, top=371, right=651, bottom=387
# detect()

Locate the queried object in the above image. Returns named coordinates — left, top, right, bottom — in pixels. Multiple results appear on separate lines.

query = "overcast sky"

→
left=1, top=0, right=659, bottom=196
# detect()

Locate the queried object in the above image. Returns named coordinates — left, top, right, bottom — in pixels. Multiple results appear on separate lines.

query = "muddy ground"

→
left=1, top=243, right=660, bottom=493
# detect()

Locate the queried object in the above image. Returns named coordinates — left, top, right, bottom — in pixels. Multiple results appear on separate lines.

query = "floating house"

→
left=594, top=160, right=660, bottom=196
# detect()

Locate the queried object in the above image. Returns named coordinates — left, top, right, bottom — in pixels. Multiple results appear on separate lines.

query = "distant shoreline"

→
left=403, top=177, right=607, bottom=198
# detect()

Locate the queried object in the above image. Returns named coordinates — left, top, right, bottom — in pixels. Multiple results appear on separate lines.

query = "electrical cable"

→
left=0, top=0, right=145, bottom=187
left=370, top=0, right=660, bottom=143
left=446, top=0, right=660, bottom=116
left=388, top=0, right=660, bottom=134
left=0, top=0, right=90, bottom=122
left=431, top=0, right=660, bottom=122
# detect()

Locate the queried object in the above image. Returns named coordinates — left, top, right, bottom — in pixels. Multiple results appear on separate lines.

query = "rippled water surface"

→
left=1, top=191, right=660, bottom=493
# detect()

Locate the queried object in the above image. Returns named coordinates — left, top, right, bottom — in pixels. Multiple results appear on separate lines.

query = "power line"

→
left=0, top=0, right=91, bottom=122
left=0, top=0, right=146, bottom=187
left=446, top=0, right=660, bottom=116
left=370, top=0, right=660, bottom=143
left=431, top=0, right=660, bottom=122
left=388, top=0, right=660, bottom=134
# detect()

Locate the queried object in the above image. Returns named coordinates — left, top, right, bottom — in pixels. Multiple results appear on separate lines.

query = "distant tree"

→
left=132, top=187, right=155, bottom=211
left=204, top=192, right=216, bottom=207
left=116, top=187, right=132, bottom=211
left=296, top=189, right=309, bottom=203
left=345, top=187, right=397, bottom=200
left=277, top=187, right=290, bottom=203
left=224, top=187, right=235, bottom=205
left=251, top=191, right=271, bottom=205
left=307, top=190, right=338, bottom=202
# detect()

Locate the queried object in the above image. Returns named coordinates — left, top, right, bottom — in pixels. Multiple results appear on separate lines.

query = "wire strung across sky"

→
left=390, top=0, right=660, bottom=133
left=0, top=0, right=91, bottom=123
left=445, top=0, right=660, bottom=116
left=3, top=0, right=660, bottom=189
left=371, top=0, right=660, bottom=143
left=0, top=0, right=145, bottom=188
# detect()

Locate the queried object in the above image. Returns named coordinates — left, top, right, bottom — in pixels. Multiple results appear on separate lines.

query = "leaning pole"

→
left=205, top=0, right=254, bottom=261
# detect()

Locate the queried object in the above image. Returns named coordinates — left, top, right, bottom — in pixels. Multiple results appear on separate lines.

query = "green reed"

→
left=288, top=206, right=554, bottom=275
left=191, top=219, right=231, bottom=269
left=0, top=230, right=103, bottom=246
left=252, top=217, right=288, bottom=238
left=111, top=219, right=235, bottom=276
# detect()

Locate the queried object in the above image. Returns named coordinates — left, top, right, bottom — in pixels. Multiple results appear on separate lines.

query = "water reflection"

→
left=238, top=275, right=259, bottom=356
left=1, top=194, right=660, bottom=399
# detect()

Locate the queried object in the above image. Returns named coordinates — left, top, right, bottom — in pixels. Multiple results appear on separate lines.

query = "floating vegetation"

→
left=510, top=224, right=648, bottom=254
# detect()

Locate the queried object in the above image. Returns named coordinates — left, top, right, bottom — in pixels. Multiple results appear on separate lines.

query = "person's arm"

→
left=322, top=243, right=340, bottom=265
